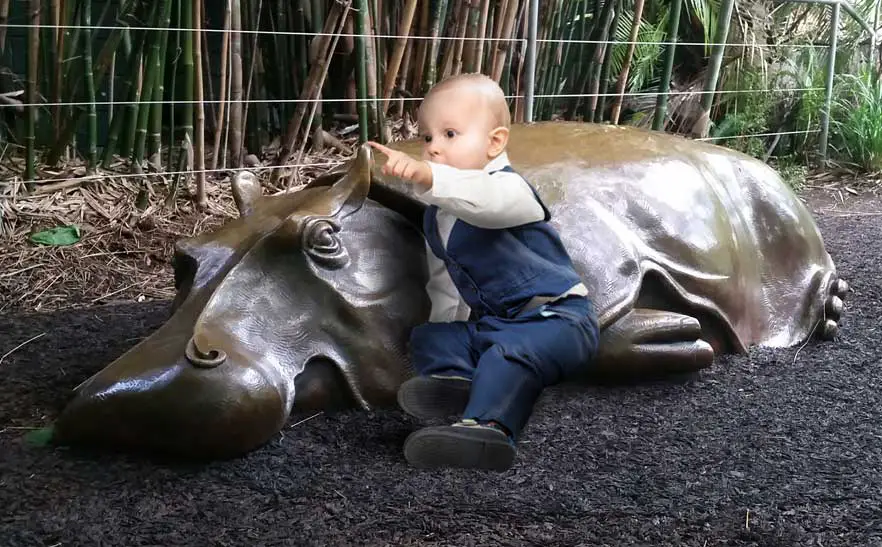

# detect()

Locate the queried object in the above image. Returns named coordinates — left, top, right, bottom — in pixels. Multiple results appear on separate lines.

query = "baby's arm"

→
left=366, top=141, right=544, bottom=229
left=417, top=163, right=545, bottom=229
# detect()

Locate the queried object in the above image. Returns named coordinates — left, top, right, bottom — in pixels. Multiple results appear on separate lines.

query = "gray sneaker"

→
left=396, top=375, right=472, bottom=421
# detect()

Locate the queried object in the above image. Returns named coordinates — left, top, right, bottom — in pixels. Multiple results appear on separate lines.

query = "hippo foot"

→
left=816, top=276, right=849, bottom=341
left=590, top=308, right=715, bottom=380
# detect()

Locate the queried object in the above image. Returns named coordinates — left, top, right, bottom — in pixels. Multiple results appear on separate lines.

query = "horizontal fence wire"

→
left=0, top=88, right=829, bottom=109
left=694, top=129, right=821, bottom=141
left=0, top=24, right=836, bottom=49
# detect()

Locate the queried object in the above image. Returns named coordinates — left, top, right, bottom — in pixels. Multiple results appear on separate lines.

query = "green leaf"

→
left=29, top=225, right=82, bottom=247
left=24, top=426, right=54, bottom=447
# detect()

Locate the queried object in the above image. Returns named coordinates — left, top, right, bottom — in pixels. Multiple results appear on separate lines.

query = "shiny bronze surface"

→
left=53, top=122, right=846, bottom=459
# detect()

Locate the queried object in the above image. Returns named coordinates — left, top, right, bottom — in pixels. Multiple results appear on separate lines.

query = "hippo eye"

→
left=302, top=217, right=349, bottom=269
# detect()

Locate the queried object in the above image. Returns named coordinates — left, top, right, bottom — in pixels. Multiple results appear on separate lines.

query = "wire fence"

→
left=0, top=0, right=875, bottom=191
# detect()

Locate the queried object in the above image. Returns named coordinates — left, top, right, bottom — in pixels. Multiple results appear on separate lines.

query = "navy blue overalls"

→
left=409, top=166, right=600, bottom=439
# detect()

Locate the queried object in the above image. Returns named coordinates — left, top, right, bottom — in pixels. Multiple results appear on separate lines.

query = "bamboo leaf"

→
left=29, top=225, right=81, bottom=246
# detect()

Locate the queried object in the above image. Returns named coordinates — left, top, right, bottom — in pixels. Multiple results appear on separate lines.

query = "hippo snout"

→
left=53, top=336, right=292, bottom=459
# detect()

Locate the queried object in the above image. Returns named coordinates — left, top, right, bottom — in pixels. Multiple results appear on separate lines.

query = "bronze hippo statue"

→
left=52, top=122, right=847, bottom=460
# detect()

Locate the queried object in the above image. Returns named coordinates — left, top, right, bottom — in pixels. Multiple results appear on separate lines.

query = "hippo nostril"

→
left=185, top=338, right=228, bottom=368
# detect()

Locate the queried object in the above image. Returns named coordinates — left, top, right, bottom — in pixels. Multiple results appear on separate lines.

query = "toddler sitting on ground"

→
left=368, top=73, right=599, bottom=472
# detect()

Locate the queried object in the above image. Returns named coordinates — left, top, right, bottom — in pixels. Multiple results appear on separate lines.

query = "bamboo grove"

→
left=1, top=0, right=880, bottom=197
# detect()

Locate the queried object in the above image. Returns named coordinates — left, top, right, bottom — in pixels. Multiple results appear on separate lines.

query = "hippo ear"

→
left=231, top=171, right=262, bottom=217
left=325, top=143, right=372, bottom=218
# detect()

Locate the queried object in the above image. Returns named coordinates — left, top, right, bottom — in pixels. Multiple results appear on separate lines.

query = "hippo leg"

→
left=817, top=276, right=849, bottom=341
left=590, top=309, right=715, bottom=380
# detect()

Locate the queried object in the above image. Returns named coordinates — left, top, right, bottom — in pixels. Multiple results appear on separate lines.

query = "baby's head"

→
left=418, top=73, right=511, bottom=170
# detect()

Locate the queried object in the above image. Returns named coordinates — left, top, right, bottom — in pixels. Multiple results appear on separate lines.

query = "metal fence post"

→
left=524, top=0, right=539, bottom=123
left=819, top=1, right=840, bottom=160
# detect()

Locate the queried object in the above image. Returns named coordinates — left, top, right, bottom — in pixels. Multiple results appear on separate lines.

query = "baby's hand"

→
left=367, top=141, right=433, bottom=188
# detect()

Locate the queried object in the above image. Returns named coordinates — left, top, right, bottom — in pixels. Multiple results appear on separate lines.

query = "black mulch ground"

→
left=2, top=198, right=881, bottom=547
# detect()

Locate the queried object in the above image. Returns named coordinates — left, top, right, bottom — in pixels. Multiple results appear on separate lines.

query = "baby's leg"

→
left=398, top=321, right=478, bottom=421
left=464, top=297, right=599, bottom=440
left=402, top=297, right=599, bottom=471
left=408, top=321, right=478, bottom=378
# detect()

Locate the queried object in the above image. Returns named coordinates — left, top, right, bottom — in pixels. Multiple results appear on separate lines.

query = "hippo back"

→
left=392, top=122, right=835, bottom=350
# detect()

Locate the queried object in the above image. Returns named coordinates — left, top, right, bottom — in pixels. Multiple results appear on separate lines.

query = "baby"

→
left=368, top=73, right=599, bottom=472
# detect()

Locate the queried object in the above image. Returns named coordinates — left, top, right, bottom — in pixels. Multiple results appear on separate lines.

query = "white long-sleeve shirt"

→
left=414, top=152, right=587, bottom=322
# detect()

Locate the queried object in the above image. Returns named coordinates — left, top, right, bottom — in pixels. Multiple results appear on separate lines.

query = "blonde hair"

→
left=421, top=73, right=511, bottom=129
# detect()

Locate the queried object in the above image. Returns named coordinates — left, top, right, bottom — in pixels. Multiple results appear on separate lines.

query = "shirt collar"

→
left=483, top=152, right=511, bottom=173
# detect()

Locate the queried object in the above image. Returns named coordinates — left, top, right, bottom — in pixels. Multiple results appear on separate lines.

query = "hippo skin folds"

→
left=53, top=122, right=848, bottom=460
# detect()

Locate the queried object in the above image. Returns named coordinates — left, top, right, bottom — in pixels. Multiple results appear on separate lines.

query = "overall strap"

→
left=422, top=204, right=449, bottom=259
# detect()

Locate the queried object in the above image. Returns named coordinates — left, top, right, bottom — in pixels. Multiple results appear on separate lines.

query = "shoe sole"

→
left=397, top=376, right=472, bottom=421
left=403, top=426, right=516, bottom=471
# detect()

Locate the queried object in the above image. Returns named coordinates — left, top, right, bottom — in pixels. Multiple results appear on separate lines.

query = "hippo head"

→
left=53, top=145, right=431, bottom=459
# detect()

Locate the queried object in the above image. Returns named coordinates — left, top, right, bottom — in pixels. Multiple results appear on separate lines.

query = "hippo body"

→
left=54, top=122, right=847, bottom=459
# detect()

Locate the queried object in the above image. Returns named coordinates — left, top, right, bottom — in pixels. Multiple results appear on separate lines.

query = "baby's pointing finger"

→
left=367, top=141, right=396, bottom=157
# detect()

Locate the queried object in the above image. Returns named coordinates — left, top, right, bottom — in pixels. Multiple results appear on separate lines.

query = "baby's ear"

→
left=488, top=126, right=510, bottom=157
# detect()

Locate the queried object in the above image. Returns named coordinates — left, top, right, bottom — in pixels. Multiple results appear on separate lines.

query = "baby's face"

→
left=418, top=88, right=499, bottom=170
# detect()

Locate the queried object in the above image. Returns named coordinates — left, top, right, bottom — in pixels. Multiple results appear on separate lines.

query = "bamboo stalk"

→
left=25, top=0, right=40, bottom=185
left=569, top=0, right=615, bottom=118
left=557, top=0, right=584, bottom=117
left=201, top=11, right=215, bottom=135
left=396, top=26, right=415, bottom=117
left=167, top=0, right=180, bottom=169
left=380, top=0, right=418, bottom=113
left=594, top=0, right=622, bottom=122
left=288, top=0, right=352, bottom=188
left=50, top=0, right=63, bottom=141
left=312, top=0, right=324, bottom=30
left=691, top=0, right=736, bottom=137
left=148, top=0, right=173, bottom=165
left=490, top=0, right=519, bottom=82
left=0, top=0, right=10, bottom=55
left=240, top=0, right=266, bottom=158
left=132, top=0, right=170, bottom=170
left=586, top=0, right=616, bottom=120
left=210, top=0, right=232, bottom=171
left=451, top=0, right=470, bottom=76
left=535, top=0, right=559, bottom=119
left=423, top=0, right=450, bottom=92
left=610, top=0, right=646, bottom=124
left=364, top=0, right=381, bottom=140
left=194, top=0, right=206, bottom=205
left=228, top=0, right=243, bottom=167
left=472, top=0, right=491, bottom=73
left=653, top=0, right=683, bottom=131
left=568, top=0, right=590, bottom=107
left=295, top=2, right=309, bottom=91
left=47, top=0, right=143, bottom=166
left=120, top=51, right=144, bottom=160
left=102, top=26, right=148, bottom=168
left=462, top=0, right=481, bottom=72
left=179, top=0, right=195, bottom=178
left=81, top=0, right=97, bottom=170
left=272, top=0, right=347, bottom=183
left=355, top=0, right=370, bottom=141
